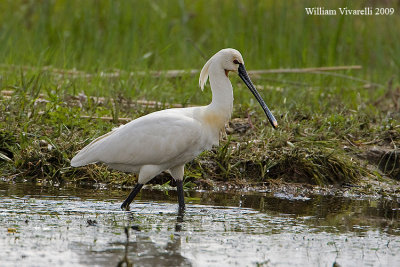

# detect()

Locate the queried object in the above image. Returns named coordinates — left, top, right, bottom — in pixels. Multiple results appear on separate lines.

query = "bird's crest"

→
left=199, top=56, right=213, bottom=91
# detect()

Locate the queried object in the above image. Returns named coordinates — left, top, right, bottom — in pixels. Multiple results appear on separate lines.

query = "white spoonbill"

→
left=71, top=48, right=277, bottom=211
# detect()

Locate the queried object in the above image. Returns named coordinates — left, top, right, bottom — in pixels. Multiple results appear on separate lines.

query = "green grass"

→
left=0, top=1, right=398, bottom=80
left=0, top=70, right=397, bottom=186
left=0, top=0, right=399, bottom=190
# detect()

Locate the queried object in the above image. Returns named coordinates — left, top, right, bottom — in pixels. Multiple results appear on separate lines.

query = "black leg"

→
left=176, top=180, right=185, bottom=212
left=121, top=183, right=143, bottom=210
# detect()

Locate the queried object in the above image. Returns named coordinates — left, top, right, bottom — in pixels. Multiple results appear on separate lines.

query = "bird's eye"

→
left=233, top=59, right=239, bottom=64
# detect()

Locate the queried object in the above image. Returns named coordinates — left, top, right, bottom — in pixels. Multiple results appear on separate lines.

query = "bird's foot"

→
left=178, top=204, right=185, bottom=213
left=120, top=183, right=143, bottom=211
left=121, top=202, right=130, bottom=211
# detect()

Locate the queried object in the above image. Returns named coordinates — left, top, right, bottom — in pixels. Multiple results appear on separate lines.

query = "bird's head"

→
left=199, top=48, right=278, bottom=129
left=215, top=48, right=245, bottom=76
left=199, top=48, right=243, bottom=90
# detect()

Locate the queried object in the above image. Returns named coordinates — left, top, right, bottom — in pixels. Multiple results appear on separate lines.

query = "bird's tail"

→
left=71, top=127, right=117, bottom=167
left=70, top=151, right=92, bottom=167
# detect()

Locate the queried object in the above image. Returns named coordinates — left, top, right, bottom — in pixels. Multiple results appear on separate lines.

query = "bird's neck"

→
left=207, top=64, right=234, bottom=121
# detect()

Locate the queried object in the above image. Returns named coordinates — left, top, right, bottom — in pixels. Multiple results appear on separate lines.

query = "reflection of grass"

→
left=0, top=1, right=399, bottom=190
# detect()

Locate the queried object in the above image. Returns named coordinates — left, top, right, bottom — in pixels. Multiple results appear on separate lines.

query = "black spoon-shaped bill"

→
left=238, top=64, right=278, bottom=129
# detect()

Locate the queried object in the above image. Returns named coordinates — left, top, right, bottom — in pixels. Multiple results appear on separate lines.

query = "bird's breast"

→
left=201, top=111, right=228, bottom=131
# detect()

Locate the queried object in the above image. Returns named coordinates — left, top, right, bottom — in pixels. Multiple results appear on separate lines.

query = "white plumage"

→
left=71, top=107, right=215, bottom=181
left=71, top=48, right=277, bottom=211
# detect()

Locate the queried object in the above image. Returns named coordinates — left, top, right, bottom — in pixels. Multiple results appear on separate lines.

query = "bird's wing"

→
left=71, top=109, right=204, bottom=167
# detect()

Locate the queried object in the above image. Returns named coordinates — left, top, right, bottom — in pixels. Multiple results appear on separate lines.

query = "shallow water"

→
left=1, top=181, right=400, bottom=267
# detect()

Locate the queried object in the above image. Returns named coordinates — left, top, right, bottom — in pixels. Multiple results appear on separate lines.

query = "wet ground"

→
left=1, top=181, right=400, bottom=267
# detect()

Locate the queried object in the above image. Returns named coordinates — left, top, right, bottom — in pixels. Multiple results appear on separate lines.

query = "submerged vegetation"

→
left=0, top=0, right=399, bottom=195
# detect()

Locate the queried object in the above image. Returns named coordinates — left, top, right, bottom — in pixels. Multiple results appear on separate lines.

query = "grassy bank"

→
left=0, top=0, right=399, bottom=193
left=0, top=70, right=398, bottom=190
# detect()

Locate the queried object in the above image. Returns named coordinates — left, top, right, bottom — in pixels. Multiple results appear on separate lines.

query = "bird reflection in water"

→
left=117, top=210, right=187, bottom=267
